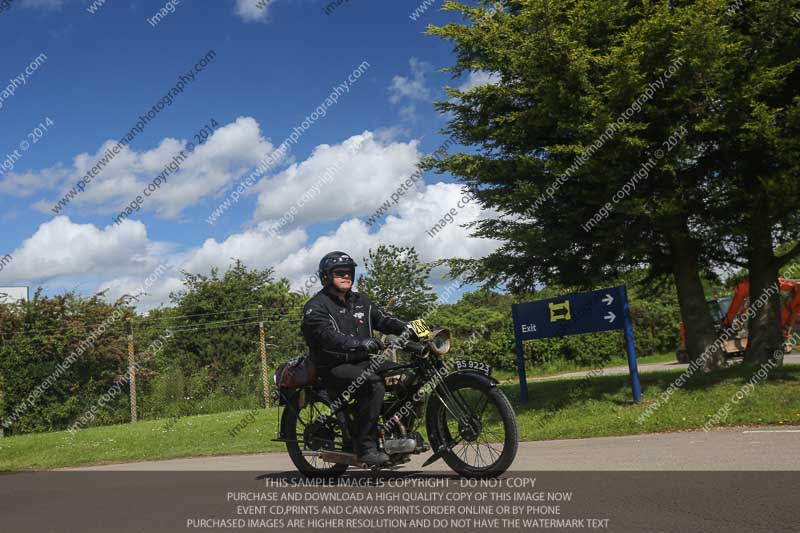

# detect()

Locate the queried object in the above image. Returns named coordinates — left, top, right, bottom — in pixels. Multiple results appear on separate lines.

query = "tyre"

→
left=426, top=374, right=518, bottom=478
left=281, top=389, right=349, bottom=478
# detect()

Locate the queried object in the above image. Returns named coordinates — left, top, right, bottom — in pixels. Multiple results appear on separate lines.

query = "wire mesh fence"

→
left=0, top=304, right=310, bottom=435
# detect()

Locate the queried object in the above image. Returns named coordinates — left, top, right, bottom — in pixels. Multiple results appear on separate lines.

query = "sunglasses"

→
left=331, top=269, right=353, bottom=278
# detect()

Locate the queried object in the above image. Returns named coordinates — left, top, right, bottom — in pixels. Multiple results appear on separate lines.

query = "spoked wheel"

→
left=281, top=390, right=349, bottom=478
left=427, top=375, right=518, bottom=478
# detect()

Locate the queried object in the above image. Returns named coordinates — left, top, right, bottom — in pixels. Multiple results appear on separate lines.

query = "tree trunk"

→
left=743, top=226, right=784, bottom=366
left=669, top=229, right=723, bottom=371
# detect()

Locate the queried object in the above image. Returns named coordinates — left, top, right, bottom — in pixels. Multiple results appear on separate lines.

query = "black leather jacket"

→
left=301, top=287, right=409, bottom=368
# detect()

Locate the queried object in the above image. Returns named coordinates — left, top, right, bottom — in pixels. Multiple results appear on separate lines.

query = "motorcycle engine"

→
left=384, top=431, right=429, bottom=455
left=384, top=437, right=417, bottom=455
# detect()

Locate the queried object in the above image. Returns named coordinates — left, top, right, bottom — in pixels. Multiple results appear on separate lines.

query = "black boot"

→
left=358, top=448, right=390, bottom=466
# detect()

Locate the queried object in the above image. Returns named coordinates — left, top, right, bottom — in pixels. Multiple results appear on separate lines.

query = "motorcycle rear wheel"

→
left=281, top=390, right=349, bottom=478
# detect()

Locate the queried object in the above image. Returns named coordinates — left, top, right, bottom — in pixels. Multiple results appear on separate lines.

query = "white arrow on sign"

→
left=604, top=311, right=616, bottom=323
left=602, top=294, right=614, bottom=306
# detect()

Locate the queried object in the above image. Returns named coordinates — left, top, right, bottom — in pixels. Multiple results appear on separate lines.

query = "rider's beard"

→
left=331, top=277, right=352, bottom=294
left=328, top=280, right=351, bottom=301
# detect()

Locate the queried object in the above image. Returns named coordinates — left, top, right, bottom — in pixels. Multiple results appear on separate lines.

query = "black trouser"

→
left=320, top=360, right=387, bottom=455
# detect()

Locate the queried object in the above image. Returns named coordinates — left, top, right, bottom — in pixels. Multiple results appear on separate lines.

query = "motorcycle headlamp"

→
left=429, top=328, right=451, bottom=356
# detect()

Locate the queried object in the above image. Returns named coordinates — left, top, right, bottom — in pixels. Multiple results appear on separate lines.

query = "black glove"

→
left=360, top=337, right=385, bottom=353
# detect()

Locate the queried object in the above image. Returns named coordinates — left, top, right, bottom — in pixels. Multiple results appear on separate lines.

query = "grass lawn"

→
left=1, top=364, right=798, bottom=471
left=507, top=363, right=800, bottom=441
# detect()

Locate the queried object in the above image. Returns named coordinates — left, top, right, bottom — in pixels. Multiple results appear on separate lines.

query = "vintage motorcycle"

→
left=273, top=320, right=518, bottom=478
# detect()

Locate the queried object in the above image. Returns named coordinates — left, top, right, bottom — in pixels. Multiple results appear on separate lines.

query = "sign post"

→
left=511, top=285, right=642, bottom=403
left=621, top=285, right=642, bottom=402
left=511, top=305, right=529, bottom=404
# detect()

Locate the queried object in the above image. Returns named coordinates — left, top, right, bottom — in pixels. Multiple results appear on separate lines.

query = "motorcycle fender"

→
left=428, top=370, right=498, bottom=401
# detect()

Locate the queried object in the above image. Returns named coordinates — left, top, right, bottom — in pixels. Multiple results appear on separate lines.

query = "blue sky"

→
left=0, top=0, right=501, bottom=309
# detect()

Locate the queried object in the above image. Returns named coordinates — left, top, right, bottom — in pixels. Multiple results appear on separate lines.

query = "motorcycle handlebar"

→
left=404, top=340, right=426, bottom=354
left=383, top=334, right=426, bottom=355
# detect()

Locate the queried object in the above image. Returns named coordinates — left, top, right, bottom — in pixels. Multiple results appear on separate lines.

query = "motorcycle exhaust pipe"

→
left=300, top=450, right=361, bottom=466
left=319, top=450, right=360, bottom=465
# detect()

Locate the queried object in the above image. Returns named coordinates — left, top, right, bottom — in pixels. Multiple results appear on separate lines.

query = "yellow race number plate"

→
left=409, top=319, right=432, bottom=339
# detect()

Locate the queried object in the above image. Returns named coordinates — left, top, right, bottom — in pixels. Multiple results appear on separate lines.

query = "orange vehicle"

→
left=676, top=278, right=800, bottom=363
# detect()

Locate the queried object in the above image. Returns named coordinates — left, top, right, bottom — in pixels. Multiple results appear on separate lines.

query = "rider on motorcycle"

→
left=300, top=251, right=416, bottom=466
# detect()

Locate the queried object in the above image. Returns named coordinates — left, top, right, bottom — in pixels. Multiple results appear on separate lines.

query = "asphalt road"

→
left=68, top=425, right=800, bottom=471
left=6, top=427, right=797, bottom=532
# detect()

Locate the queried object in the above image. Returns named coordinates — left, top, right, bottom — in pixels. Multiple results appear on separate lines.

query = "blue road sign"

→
left=512, top=285, right=642, bottom=404
left=513, top=286, right=627, bottom=341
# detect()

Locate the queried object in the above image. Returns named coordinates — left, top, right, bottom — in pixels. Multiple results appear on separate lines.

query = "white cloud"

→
left=0, top=216, right=162, bottom=284
left=398, top=105, right=418, bottom=123
left=151, top=117, right=276, bottom=218
left=182, top=226, right=307, bottom=275
left=0, top=148, right=499, bottom=309
left=458, top=70, right=500, bottom=92
left=18, top=0, right=272, bottom=20
left=234, top=0, right=272, bottom=22
left=93, top=225, right=311, bottom=311
left=388, top=57, right=432, bottom=104
left=0, top=216, right=181, bottom=311
left=92, top=180, right=498, bottom=306
left=373, top=126, right=411, bottom=142
left=270, top=182, right=501, bottom=291
left=252, top=131, right=421, bottom=227
left=31, top=117, right=276, bottom=219
left=0, top=165, right=69, bottom=197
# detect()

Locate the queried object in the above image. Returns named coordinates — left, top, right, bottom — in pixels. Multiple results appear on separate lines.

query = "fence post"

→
left=258, top=305, right=270, bottom=408
left=128, top=318, right=137, bottom=423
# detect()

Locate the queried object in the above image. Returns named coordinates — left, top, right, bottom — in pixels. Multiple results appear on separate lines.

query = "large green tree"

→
left=423, top=0, right=798, bottom=370
left=698, top=1, right=800, bottom=365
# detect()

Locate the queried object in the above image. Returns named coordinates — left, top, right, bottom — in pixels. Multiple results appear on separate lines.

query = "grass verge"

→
left=491, top=351, right=678, bottom=381
left=1, top=364, right=798, bottom=471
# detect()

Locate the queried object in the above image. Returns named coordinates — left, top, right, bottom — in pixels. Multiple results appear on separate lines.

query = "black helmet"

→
left=318, top=251, right=357, bottom=286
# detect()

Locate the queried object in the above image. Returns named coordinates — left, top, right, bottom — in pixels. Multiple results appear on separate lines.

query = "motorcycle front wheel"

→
left=426, top=374, right=518, bottom=478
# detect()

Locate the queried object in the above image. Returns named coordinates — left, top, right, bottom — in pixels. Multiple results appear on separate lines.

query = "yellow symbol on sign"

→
left=549, top=301, right=571, bottom=322
left=409, top=319, right=432, bottom=339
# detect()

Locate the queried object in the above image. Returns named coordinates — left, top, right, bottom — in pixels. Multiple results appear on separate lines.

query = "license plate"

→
left=454, top=359, right=491, bottom=375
